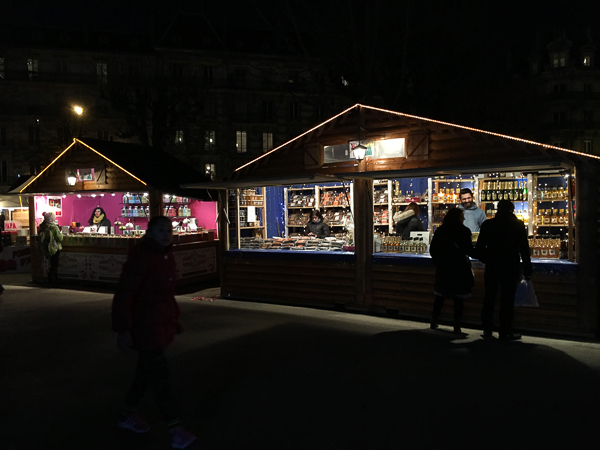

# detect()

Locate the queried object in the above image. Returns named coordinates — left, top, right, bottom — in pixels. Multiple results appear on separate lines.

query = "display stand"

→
left=228, top=188, right=266, bottom=249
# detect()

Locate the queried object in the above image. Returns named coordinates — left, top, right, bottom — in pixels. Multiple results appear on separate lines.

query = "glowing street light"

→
left=73, top=105, right=83, bottom=115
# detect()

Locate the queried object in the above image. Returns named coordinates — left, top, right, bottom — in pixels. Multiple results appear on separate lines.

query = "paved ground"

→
left=1, top=273, right=600, bottom=450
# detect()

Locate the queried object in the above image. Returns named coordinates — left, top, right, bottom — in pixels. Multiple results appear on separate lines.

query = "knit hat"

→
left=43, top=212, right=56, bottom=223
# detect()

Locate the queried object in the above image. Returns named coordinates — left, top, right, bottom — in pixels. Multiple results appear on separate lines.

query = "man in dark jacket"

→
left=475, top=200, right=533, bottom=340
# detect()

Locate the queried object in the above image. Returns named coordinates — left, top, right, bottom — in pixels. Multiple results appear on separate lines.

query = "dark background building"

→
left=1, top=0, right=599, bottom=191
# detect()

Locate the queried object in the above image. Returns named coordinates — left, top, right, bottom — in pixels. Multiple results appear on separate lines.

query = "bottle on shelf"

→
left=432, top=190, right=439, bottom=203
left=543, top=209, right=551, bottom=225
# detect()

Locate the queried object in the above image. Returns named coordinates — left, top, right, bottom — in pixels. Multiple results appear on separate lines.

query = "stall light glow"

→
left=77, top=194, right=81, bottom=198
left=74, top=105, right=83, bottom=115
left=111, top=193, right=115, bottom=196
left=353, top=144, right=367, bottom=162
left=91, top=194, right=96, bottom=197
left=67, top=172, right=77, bottom=186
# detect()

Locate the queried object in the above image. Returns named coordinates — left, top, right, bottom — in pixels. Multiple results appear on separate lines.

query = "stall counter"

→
left=31, top=233, right=219, bottom=286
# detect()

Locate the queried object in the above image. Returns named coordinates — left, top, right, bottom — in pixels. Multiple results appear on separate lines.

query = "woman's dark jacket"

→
left=89, top=216, right=111, bottom=232
left=394, top=211, right=425, bottom=239
left=305, top=219, right=330, bottom=238
left=429, top=223, right=475, bottom=297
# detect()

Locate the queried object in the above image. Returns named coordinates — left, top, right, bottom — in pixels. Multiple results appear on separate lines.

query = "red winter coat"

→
left=111, top=236, right=180, bottom=351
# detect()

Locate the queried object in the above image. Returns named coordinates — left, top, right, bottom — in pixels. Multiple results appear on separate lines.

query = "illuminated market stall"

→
left=17, top=138, right=218, bottom=286
left=185, top=104, right=600, bottom=337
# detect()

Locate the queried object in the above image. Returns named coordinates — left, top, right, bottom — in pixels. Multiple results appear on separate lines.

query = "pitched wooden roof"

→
left=215, top=104, right=599, bottom=188
left=18, top=138, right=214, bottom=199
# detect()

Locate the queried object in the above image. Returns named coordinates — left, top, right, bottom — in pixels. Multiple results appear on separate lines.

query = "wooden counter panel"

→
left=222, top=256, right=356, bottom=305
left=225, top=263, right=356, bottom=281
left=371, top=263, right=581, bottom=333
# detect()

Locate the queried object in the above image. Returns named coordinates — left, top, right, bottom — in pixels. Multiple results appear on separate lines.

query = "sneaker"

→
left=499, top=333, right=522, bottom=341
left=170, top=426, right=197, bottom=449
left=117, top=413, right=151, bottom=433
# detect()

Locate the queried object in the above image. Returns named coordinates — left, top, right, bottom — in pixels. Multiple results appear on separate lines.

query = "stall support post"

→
left=27, top=196, right=36, bottom=233
left=28, top=195, right=44, bottom=282
left=575, top=162, right=599, bottom=335
left=353, top=178, right=373, bottom=307
left=149, top=189, right=163, bottom=218
left=217, top=189, right=229, bottom=291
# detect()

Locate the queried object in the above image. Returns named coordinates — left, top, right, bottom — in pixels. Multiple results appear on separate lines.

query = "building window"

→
left=554, top=111, right=566, bottom=125
left=236, top=131, right=247, bottom=153
left=98, top=130, right=109, bottom=140
left=262, top=132, right=273, bottom=153
left=583, top=55, right=592, bottom=67
left=204, top=66, right=213, bottom=85
left=262, top=101, right=273, bottom=121
left=289, top=102, right=300, bottom=120
left=235, top=101, right=248, bottom=120
left=0, top=57, right=5, bottom=79
left=315, top=106, right=324, bottom=122
left=27, top=58, right=38, bottom=81
left=56, top=60, right=68, bottom=73
left=205, top=163, right=216, bottom=180
left=204, top=130, right=215, bottom=151
left=584, top=111, right=594, bottom=123
left=28, top=126, right=40, bottom=146
left=552, top=53, right=566, bottom=68
left=0, top=161, right=7, bottom=183
left=0, top=127, right=6, bottom=146
left=172, top=63, right=184, bottom=78
left=553, top=84, right=566, bottom=93
left=584, top=83, right=594, bottom=93
left=234, top=68, right=246, bottom=86
left=175, top=130, right=184, bottom=144
left=583, top=140, right=593, bottom=153
left=96, top=62, right=108, bottom=85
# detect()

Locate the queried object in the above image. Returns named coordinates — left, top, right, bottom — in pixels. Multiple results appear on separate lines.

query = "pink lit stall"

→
left=18, top=138, right=219, bottom=286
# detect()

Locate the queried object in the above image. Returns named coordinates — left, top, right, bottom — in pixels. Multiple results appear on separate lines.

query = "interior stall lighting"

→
left=353, top=144, right=367, bottom=162
left=67, top=172, right=77, bottom=186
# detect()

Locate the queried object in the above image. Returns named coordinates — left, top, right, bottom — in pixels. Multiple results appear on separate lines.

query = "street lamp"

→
left=73, top=105, right=84, bottom=138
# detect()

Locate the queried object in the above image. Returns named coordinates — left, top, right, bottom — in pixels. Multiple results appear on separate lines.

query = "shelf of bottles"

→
left=379, top=235, right=428, bottom=254
left=373, top=179, right=428, bottom=235
left=530, top=173, right=574, bottom=259
left=228, top=188, right=266, bottom=249
left=479, top=174, right=529, bottom=225
left=429, top=176, right=476, bottom=232
left=478, top=171, right=574, bottom=260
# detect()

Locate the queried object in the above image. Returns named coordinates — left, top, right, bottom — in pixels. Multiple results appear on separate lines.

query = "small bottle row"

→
left=481, top=180, right=527, bottom=202
left=535, top=208, right=569, bottom=226
left=529, top=235, right=564, bottom=259
left=380, top=236, right=428, bottom=254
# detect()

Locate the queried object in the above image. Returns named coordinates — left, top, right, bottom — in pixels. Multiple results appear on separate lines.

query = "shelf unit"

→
left=284, top=186, right=317, bottom=237
left=228, top=188, right=267, bottom=248
left=318, top=183, right=353, bottom=233
left=283, top=183, right=353, bottom=237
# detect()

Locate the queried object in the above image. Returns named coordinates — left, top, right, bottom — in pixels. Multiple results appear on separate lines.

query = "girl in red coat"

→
left=112, top=216, right=196, bottom=449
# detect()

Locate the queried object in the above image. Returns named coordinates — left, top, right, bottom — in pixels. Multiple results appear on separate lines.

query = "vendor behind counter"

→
left=305, top=210, right=330, bottom=238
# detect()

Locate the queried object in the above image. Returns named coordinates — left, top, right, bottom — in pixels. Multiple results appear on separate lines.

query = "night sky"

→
left=3, top=0, right=600, bottom=128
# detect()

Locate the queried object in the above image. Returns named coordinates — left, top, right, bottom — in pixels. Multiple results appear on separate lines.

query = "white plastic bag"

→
left=514, top=279, right=539, bottom=307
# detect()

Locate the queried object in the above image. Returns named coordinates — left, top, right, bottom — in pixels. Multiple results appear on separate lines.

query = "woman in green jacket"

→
left=38, top=212, right=63, bottom=285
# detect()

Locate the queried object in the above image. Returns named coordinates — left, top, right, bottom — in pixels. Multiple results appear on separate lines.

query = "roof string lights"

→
left=234, top=103, right=600, bottom=174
